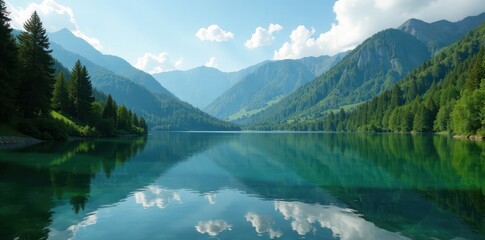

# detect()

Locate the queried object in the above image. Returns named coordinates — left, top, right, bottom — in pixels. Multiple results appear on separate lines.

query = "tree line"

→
left=0, top=3, right=147, bottom=139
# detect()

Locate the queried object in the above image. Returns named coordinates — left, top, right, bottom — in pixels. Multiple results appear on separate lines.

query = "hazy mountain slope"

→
left=298, top=53, right=348, bottom=76
left=399, top=12, right=485, bottom=54
left=50, top=43, right=239, bottom=131
left=49, top=29, right=173, bottom=97
left=204, top=54, right=346, bottom=121
left=153, top=62, right=266, bottom=109
left=205, top=60, right=314, bottom=120
left=153, top=67, right=236, bottom=109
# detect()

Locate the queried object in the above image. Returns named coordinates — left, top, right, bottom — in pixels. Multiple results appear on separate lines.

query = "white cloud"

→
left=6, top=0, right=103, bottom=51
left=195, top=220, right=232, bottom=237
left=274, top=0, right=485, bottom=60
left=245, top=23, right=283, bottom=49
left=204, top=57, right=218, bottom=68
left=196, top=24, right=234, bottom=42
left=245, top=212, right=283, bottom=239
left=135, top=52, right=183, bottom=74
left=134, top=185, right=181, bottom=209
left=274, top=201, right=409, bottom=239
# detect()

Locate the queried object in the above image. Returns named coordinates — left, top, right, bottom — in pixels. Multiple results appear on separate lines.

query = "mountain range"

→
left=47, top=30, right=238, bottom=131
left=204, top=53, right=346, bottom=121
left=153, top=64, right=262, bottom=109
left=243, top=12, right=485, bottom=125
left=42, top=12, right=485, bottom=130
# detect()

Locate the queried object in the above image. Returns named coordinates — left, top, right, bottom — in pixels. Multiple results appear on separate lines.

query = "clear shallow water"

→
left=0, top=132, right=484, bottom=239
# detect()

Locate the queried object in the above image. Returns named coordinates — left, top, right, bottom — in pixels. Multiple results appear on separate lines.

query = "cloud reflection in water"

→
left=134, top=185, right=181, bottom=209
left=204, top=192, right=217, bottom=205
left=274, top=201, right=409, bottom=239
left=245, top=212, right=283, bottom=239
left=195, top=220, right=232, bottom=237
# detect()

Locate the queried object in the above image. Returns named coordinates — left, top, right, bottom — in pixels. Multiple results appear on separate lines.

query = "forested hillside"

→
left=257, top=21, right=485, bottom=137
left=248, top=29, right=430, bottom=124
left=246, top=14, right=485, bottom=131
left=320, top=21, right=485, bottom=136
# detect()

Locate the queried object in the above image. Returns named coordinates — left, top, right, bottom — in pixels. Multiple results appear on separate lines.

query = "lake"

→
left=0, top=132, right=484, bottom=239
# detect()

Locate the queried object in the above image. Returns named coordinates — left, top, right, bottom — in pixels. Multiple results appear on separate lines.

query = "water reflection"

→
left=0, top=132, right=484, bottom=239
left=204, top=193, right=217, bottom=205
left=134, top=186, right=181, bottom=209
left=245, top=212, right=283, bottom=239
left=275, top=201, right=407, bottom=239
left=195, top=219, right=232, bottom=237
left=0, top=136, right=147, bottom=240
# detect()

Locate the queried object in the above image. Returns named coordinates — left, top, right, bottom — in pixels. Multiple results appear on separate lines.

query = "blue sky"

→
left=6, top=0, right=485, bottom=73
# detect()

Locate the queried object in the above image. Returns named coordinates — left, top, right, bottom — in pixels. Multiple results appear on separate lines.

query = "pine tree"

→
left=465, top=48, right=485, bottom=92
left=131, top=113, right=139, bottom=128
left=68, top=60, right=94, bottom=121
left=116, top=105, right=129, bottom=131
left=51, top=71, right=69, bottom=113
left=17, top=11, right=54, bottom=118
left=140, top=117, right=148, bottom=132
left=0, top=0, right=18, bottom=121
left=68, top=61, right=81, bottom=117
left=102, top=94, right=117, bottom=120
left=79, top=65, right=94, bottom=121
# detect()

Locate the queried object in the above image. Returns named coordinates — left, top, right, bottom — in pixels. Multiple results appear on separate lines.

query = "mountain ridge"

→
left=49, top=29, right=173, bottom=97
left=50, top=42, right=239, bottom=131
left=244, top=13, right=485, bottom=125
left=204, top=53, right=347, bottom=121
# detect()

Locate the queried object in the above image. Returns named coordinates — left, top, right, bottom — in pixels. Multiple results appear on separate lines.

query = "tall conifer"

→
left=17, top=11, right=54, bottom=118
left=0, top=0, right=18, bottom=120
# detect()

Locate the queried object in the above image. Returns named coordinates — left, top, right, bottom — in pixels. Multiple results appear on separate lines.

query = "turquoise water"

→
left=0, top=132, right=484, bottom=239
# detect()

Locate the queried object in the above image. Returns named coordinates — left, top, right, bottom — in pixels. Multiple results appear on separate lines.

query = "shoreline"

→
left=0, top=136, right=43, bottom=149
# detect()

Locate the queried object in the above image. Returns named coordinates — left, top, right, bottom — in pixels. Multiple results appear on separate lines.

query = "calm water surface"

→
left=0, top=132, right=484, bottom=239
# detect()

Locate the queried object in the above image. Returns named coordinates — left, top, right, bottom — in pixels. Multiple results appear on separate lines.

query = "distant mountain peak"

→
left=55, top=28, right=74, bottom=35
left=398, top=12, right=485, bottom=54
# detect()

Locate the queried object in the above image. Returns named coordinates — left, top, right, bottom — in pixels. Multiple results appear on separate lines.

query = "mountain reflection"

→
left=0, top=132, right=484, bottom=239
left=0, top=132, right=229, bottom=240
left=0, top=137, right=147, bottom=239
left=207, top=133, right=485, bottom=239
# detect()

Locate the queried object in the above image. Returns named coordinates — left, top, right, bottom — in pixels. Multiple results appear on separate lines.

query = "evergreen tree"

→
left=413, top=104, right=431, bottom=132
left=389, top=86, right=401, bottom=109
left=464, top=48, right=485, bottom=91
left=139, top=117, right=148, bottom=132
left=116, top=105, right=129, bottom=131
left=131, top=113, right=139, bottom=128
left=102, top=94, right=117, bottom=120
left=16, top=11, right=54, bottom=118
left=434, top=102, right=454, bottom=132
left=68, top=60, right=94, bottom=121
left=51, top=71, right=69, bottom=113
left=0, top=0, right=18, bottom=121
left=79, top=65, right=94, bottom=121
